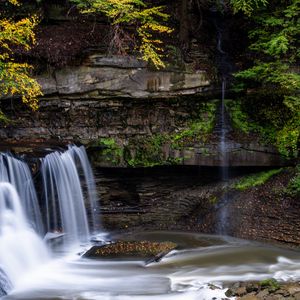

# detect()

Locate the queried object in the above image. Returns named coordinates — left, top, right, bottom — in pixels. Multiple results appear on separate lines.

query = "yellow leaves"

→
left=0, top=16, right=39, bottom=51
left=0, top=10, right=41, bottom=110
left=0, top=62, right=42, bottom=111
left=73, top=0, right=173, bottom=69
left=137, top=22, right=173, bottom=68
left=7, top=0, right=20, bottom=5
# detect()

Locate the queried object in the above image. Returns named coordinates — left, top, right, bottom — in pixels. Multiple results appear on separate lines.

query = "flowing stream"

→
left=4, top=232, right=300, bottom=300
left=1, top=146, right=300, bottom=300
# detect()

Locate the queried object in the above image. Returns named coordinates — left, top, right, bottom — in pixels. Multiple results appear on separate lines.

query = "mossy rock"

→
left=82, top=240, right=177, bottom=259
left=260, top=278, right=280, bottom=292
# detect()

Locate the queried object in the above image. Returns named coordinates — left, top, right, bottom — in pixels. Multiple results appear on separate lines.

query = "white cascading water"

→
left=0, top=145, right=101, bottom=295
left=41, top=145, right=100, bottom=245
left=0, top=183, right=49, bottom=289
left=67, top=145, right=100, bottom=233
left=0, top=154, right=44, bottom=235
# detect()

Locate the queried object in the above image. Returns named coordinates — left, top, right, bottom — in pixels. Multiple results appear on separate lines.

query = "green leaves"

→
left=235, top=63, right=300, bottom=93
left=232, top=0, right=300, bottom=158
left=230, top=0, right=268, bottom=16
left=267, top=35, right=289, bottom=56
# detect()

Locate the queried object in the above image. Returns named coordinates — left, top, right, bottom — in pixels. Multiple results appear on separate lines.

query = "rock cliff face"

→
left=96, top=167, right=300, bottom=247
left=37, top=55, right=211, bottom=98
left=197, top=168, right=300, bottom=246
left=0, top=55, right=287, bottom=167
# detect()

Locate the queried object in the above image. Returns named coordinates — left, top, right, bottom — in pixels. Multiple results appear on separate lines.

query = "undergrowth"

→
left=286, top=165, right=300, bottom=196
left=233, top=168, right=283, bottom=191
left=225, top=99, right=299, bottom=158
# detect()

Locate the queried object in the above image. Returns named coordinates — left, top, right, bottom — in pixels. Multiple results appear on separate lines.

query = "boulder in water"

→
left=82, top=240, right=176, bottom=261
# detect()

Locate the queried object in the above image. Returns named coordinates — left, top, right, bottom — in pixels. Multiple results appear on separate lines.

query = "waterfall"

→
left=67, top=145, right=101, bottom=233
left=0, top=153, right=44, bottom=235
left=220, top=79, right=229, bottom=175
left=212, top=8, right=232, bottom=235
left=217, top=79, right=230, bottom=234
left=0, top=183, right=49, bottom=289
left=41, top=145, right=100, bottom=245
left=0, top=145, right=102, bottom=296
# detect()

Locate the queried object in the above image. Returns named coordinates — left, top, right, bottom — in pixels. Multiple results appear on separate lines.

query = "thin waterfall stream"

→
left=212, top=7, right=233, bottom=235
left=217, top=78, right=230, bottom=235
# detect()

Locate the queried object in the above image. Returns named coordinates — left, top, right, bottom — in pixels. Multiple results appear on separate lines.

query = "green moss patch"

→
left=232, top=169, right=283, bottom=191
left=90, top=100, right=217, bottom=167
left=91, top=138, right=123, bottom=166
left=260, top=278, right=280, bottom=291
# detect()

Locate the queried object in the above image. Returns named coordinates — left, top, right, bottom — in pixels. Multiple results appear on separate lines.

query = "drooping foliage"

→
left=70, top=0, right=173, bottom=68
left=231, top=0, right=300, bottom=157
left=0, top=0, right=42, bottom=111
left=230, top=0, right=268, bottom=15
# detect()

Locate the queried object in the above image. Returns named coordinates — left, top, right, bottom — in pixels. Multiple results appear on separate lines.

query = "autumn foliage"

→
left=0, top=0, right=42, bottom=111
left=71, top=0, right=173, bottom=68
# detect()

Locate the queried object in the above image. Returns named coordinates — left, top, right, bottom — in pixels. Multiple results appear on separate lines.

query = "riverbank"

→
left=225, top=280, right=300, bottom=300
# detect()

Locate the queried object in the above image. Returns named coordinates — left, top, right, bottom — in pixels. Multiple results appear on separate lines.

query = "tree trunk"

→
left=179, top=0, right=190, bottom=50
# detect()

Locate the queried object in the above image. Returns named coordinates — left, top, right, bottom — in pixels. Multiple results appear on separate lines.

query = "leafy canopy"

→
left=231, top=0, right=300, bottom=157
left=71, top=0, right=173, bottom=68
left=0, top=0, right=42, bottom=111
left=230, top=0, right=268, bottom=15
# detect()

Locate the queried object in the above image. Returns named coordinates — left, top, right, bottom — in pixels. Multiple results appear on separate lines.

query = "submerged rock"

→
left=82, top=240, right=177, bottom=260
left=44, top=232, right=66, bottom=247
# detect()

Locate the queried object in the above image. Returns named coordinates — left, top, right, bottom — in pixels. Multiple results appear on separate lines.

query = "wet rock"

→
left=256, top=289, right=269, bottom=299
left=225, top=282, right=247, bottom=297
left=236, top=287, right=248, bottom=297
left=239, top=293, right=259, bottom=300
left=265, top=295, right=286, bottom=300
left=275, top=289, right=290, bottom=297
left=82, top=240, right=177, bottom=260
left=225, top=289, right=234, bottom=297
left=208, top=283, right=222, bottom=290
left=287, top=285, right=300, bottom=296
left=226, top=286, right=247, bottom=297
left=246, top=283, right=260, bottom=293
left=227, top=281, right=300, bottom=300
left=232, top=282, right=242, bottom=289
